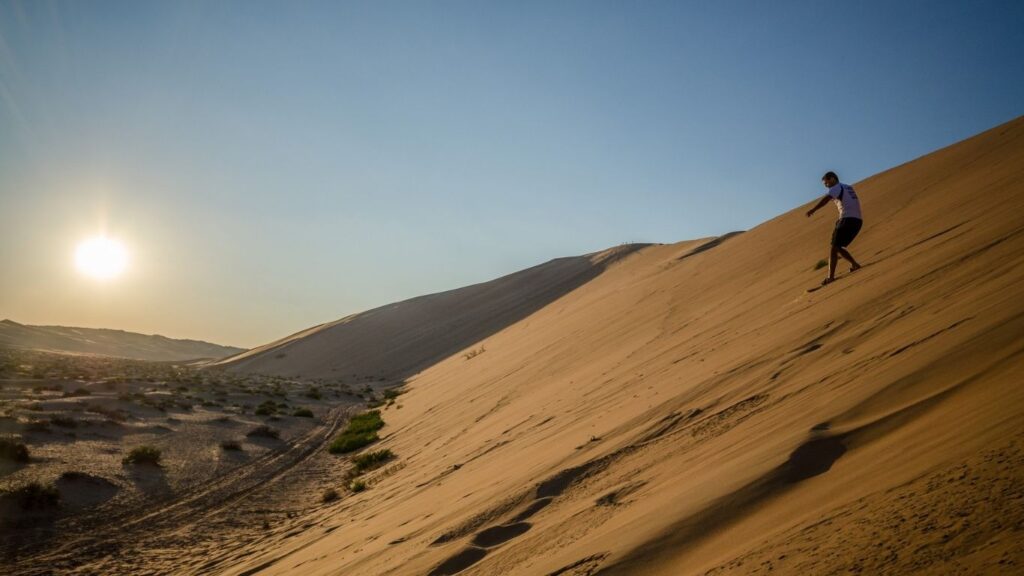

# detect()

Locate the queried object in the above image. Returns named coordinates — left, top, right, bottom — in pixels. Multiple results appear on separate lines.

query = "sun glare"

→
left=74, top=236, right=129, bottom=280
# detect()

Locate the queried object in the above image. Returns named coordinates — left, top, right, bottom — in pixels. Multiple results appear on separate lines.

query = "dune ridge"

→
left=211, top=243, right=655, bottom=382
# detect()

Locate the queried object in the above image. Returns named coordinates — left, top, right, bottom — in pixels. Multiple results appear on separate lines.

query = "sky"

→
left=1, top=1, right=1022, bottom=348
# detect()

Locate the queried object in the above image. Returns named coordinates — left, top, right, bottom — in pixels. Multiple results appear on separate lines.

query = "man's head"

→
left=821, top=171, right=839, bottom=188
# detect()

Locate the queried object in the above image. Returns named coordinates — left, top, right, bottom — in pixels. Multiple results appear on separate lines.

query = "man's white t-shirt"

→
left=827, top=182, right=862, bottom=220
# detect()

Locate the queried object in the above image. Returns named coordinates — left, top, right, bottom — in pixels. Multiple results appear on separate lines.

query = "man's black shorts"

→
left=831, top=217, right=862, bottom=248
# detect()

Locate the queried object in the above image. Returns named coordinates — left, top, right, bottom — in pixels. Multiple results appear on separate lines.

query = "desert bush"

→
left=349, top=480, right=366, bottom=493
left=122, top=445, right=162, bottom=465
left=246, top=425, right=280, bottom=439
left=814, top=259, right=828, bottom=270
left=51, top=416, right=78, bottom=428
left=0, top=439, right=29, bottom=463
left=352, top=449, right=395, bottom=473
left=328, top=410, right=384, bottom=454
left=322, top=488, right=339, bottom=503
left=220, top=440, right=242, bottom=451
left=2, top=482, right=59, bottom=510
left=63, top=388, right=91, bottom=397
left=293, top=408, right=314, bottom=418
left=382, top=388, right=404, bottom=400
left=255, top=400, right=278, bottom=416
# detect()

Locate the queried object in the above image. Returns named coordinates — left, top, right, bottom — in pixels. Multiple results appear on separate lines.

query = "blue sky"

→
left=1, top=1, right=1022, bottom=347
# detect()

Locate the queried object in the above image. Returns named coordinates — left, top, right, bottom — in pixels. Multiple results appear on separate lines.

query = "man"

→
left=806, top=171, right=862, bottom=285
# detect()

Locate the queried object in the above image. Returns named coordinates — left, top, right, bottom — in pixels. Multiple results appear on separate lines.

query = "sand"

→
left=223, top=116, right=1024, bottom=575
left=5, top=115, right=1023, bottom=575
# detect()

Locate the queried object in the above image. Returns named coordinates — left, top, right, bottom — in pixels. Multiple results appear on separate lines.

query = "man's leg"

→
left=837, top=247, right=861, bottom=271
left=827, top=246, right=839, bottom=281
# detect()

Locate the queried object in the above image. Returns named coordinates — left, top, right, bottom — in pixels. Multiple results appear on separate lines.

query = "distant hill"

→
left=0, top=320, right=245, bottom=361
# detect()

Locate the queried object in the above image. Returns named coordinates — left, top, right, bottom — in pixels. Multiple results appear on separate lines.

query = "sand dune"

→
left=0, top=320, right=243, bottom=361
left=212, top=116, right=1024, bottom=575
left=211, top=244, right=653, bottom=382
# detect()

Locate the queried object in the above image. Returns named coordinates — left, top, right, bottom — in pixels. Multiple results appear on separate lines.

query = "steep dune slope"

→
left=232, top=116, right=1024, bottom=576
left=211, top=245, right=651, bottom=382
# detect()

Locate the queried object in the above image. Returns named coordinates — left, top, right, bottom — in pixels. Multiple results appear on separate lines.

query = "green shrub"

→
left=349, top=480, right=366, bottom=493
left=329, top=432, right=378, bottom=454
left=0, top=439, right=29, bottom=463
left=2, top=482, right=59, bottom=510
left=122, top=445, right=162, bottom=466
left=293, top=408, right=314, bottom=418
left=814, top=259, right=828, bottom=270
left=346, top=410, right=384, bottom=435
left=328, top=410, right=384, bottom=454
left=322, top=488, right=339, bottom=502
left=352, top=449, right=395, bottom=473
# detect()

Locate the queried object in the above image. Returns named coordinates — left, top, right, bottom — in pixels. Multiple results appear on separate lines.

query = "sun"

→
left=74, top=236, right=129, bottom=280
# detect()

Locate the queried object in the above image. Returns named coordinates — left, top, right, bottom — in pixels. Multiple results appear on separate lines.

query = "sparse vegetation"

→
left=220, top=440, right=242, bottom=451
left=814, top=259, right=828, bottom=270
left=0, top=439, right=29, bottom=463
left=463, top=345, right=486, bottom=360
left=328, top=410, right=384, bottom=454
left=255, top=400, right=278, bottom=416
left=1, top=481, right=60, bottom=510
left=122, top=445, right=162, bottom=466
left=293, top=408, right=314, bottom=418
left=349, top=479, right=366, bottom=493
left=352, top=449, right=395, bottom=473
left=322, top=488, right=340, bottom=502
left=246, top=425, right=280, bottom=439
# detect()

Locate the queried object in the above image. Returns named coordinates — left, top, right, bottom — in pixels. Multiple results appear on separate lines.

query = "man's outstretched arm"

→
left=806, top=195, right=831, bottom=217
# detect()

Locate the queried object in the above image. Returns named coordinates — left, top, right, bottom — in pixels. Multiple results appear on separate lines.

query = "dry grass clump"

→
left=122, top=445, right=162, bottom=466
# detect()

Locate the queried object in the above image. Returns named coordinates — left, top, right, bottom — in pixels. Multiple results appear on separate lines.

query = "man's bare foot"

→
left=850, top=264, right=862, bottom=273
left=821, top=277, right=835, bottom=286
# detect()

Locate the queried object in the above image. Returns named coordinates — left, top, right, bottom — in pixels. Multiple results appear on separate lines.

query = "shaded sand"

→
left=209, top=244, right=652, bottom=382
left=213, top=116, right=1024, bottom=576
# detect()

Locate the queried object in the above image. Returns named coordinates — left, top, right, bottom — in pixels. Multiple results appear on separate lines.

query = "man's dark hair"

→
left=822, top=171, right=839, bottom=181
